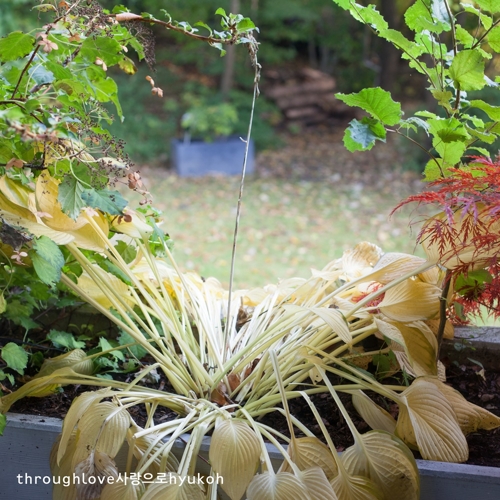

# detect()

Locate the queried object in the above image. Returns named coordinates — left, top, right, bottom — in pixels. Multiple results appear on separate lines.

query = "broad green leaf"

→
left=336, top=88, right=401, bottom=125
left=488, top=26, right=500, bottom=51
left=48, top=330, right=85, bottom=350
left=449, top=50, right=486, bottom=91
left=209, top=419, right=261, bottom=500
left=342, top=431, right=419, bottom=500
left=469, top=99, right=500, bottom=120
left=0, top=32, right=35, bottom=62
left=81, top=188, right=127, bottom=215
left=118, top=331, right=147, bottom=359
left=78, top=36, right=123, bottom=67
left=1, top=342, right=28, bottom=374
left=455, top=26, right=475, bottom=48
left=343, top=118, right=386, bottom=152
left=463, top=4, right=493, bottom=29
left=475, top=0, right=500, bottom=13
left=247, top=472, right=310, bottom=500
left=396, top=378, right=468, bottom=462
left=350, top=5, right=388, bottom=32
left=99, top=337, right=125, bottom=361
left=28, top=64, right=54, bottom=85
left=58, top=175, right=86, bottom=220
left=237, top=18, right=256, bottom=32
left=30, top=235, right=65, bottom=286
left=215, top=7, right=227, bottom=17
left=405, top=1, right=450, bottom=33
left=54, top=78, right=87, bottom=99
left=44, top=60, right=72, bottom=80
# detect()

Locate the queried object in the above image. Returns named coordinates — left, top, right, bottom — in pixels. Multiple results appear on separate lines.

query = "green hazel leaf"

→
left=466, top=146, right=491, bottom=157
left=423, top=158, right=446, bottom=181
left=462, top=4, right=493, bottom=30
left=28, top=64, right=54, bottom=86
left=469, top=99, right=500, bottom=120
left=58, top=174, right=86, bottom=220
left=236, top=18, right=256, bottom=32
left=80, top=188, right=127, bottom=215
left=54, top=79, right=87, bottom=100
left=405, top=0, right=450, bottom=33
left=78, top=36, right=123, bottom=67
left=449, top=50, right=486, bottom=91
left=331, top=0, right=351, bottom=9
left=343, top=117, right=386, bottom=152
left=380, top=29, right=422, bottom=58
left=44, top=60, right=72, bottom=80
left=114, top=240, right=137, bottom=264
left=475, top=0, right=500, bottom=14
left=48, top=330, right=85, bottom=350
left=455, top=26, right=475, bottom=48
left=336, top=87, right=402, bottom=125
left=30, top=235, right=65, bottom=286
left=431, top=0, right=453, bottom=26
left=431, top=90, right=453, bottom=112
left=1, top=342, right=28, bottom=374
left=24, top=99, right=41, bottom=113
left=350, top=4, right=388, bottom=31
left=434, top=139, right=466, bottom=167
left=0, top=32, right=35, bottom=62
left=99, top=337, right=125, bottom=361
left=215, top=7, right=227, bottom=17
left=487, top=26, right=500, bottom=52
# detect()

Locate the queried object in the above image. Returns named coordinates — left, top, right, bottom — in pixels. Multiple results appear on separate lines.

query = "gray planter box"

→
left=171, top=137, right=255, bottom=177
left=2, top=412, right=500, bottom=499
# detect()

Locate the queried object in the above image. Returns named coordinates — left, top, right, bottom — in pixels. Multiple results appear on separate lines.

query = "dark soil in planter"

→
left=8, top=359, right=500, bottom=468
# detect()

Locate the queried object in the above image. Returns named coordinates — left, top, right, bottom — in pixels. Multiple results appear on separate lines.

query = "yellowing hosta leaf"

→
left=351, top=390, right=396, bottom=433
left=298, top=467, right=338, bottom=500
left=0, top=189, right=35, bottom=220
left=378, top=280, right=441, bottom=322
left=36, top=171, right=89, bottom=231
left=57, top=389, right=112, bottom=464
left=209, top=419, right=261, bottom=500
left=330, top=470, right=384, bottom=500
left=341, top=242, right=383, bottom=278
left=76, top=401, right=131, bottom=462
left=396, top=378, right=469, bottom=462
left=37, top=348, right=93, bottom=378
left=393, top=321, right=438, bottom=377
left=51, top=431, right=79, bottom=500
left=282, top=437, right=338, bottom=480
left=311, top=307, right=351, bottom=344
left=77, top=269, right=134, bottom=309
left=111, top=208, right=153, bottom=237
left=369, top=253, right=427, bottom=284
left=341, top=431, right=420, bottom=500
left=247, top=472, right=310, bottom=500
left=75, top=450, right=118, bottom=500
left=0, top=175, right=31, bottom=208
left=140, top=474, right=205, bottom=500
left=424, top=377, right=500, bottom=435
left=101, top=479, right=144, bottom=500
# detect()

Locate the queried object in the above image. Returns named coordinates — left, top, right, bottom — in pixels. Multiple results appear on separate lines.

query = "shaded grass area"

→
left=128, top=171, right=425, bottom=289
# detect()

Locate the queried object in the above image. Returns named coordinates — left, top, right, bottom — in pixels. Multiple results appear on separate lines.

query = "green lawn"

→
left=126, top=171, right=426, bottom=290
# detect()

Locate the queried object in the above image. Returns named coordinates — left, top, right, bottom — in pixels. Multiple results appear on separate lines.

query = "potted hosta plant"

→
left=171, top=95, right=255, bottom=177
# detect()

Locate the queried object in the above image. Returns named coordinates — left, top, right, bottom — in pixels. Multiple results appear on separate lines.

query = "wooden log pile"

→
left=263, top=67, right=355, bottom=125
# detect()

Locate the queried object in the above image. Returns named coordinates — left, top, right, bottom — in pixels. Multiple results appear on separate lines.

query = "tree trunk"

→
left=378, top=0, right=400, bottom=93
left=221, top=0, right=240, bottom=99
